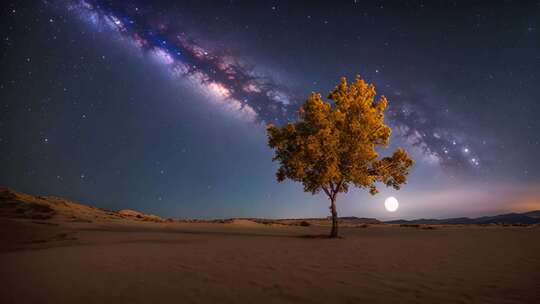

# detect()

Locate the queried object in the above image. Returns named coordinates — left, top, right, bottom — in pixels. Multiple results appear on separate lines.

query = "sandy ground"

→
left=1, top=218, right=539, bottom=304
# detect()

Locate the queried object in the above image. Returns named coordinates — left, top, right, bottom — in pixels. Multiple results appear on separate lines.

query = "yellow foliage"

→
left=267, top=76, right=414, bottom=200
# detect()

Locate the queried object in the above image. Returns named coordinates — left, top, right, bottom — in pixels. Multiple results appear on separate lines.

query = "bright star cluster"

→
left=63, top=0, right=295, bottom=124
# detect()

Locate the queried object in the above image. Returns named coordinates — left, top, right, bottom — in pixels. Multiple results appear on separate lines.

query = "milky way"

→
left=61, top=0, right=297, bottom=124
left=57, top=0, right=482, bottom=170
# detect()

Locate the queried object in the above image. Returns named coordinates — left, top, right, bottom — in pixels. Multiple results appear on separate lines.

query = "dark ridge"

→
left=386, top=212, right=540, bottom=225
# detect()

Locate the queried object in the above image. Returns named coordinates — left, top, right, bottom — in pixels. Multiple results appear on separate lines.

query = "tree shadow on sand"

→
left=298, top=234, right=344, bottom=239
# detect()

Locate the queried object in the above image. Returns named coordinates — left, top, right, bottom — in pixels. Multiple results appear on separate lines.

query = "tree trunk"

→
left=330, top=198, right=338, bottom=238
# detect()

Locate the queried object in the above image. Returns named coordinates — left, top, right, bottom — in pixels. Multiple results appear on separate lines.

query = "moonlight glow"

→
left=384, top=197, right=399, bottom=212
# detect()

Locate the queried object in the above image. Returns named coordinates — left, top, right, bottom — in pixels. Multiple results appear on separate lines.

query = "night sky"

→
left=1, top=0, right=539, bottom=220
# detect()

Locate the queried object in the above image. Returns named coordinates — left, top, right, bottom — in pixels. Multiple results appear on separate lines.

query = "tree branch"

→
left=322, top=186, right=332, bottom=200
left=332, top=179, right=343, bottom=201
left=336, top=179, right=343, bottom=193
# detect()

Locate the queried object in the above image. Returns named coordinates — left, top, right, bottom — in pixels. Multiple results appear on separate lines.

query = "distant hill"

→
left=0, top=187, right=164, bottom=223
left=386, top=211, right=540, bottom=225
left=522, top=210, right=540, bottom=219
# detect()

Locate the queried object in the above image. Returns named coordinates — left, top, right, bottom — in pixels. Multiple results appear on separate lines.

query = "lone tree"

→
left=267, top=76, right=414, bottom=238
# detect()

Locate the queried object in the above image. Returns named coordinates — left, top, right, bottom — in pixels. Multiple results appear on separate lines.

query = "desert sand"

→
left=1, top=188, right=539, bottom=304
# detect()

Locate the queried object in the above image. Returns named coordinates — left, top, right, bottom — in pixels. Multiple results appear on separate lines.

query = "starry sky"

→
left=1, top=0, right=539, bottom=220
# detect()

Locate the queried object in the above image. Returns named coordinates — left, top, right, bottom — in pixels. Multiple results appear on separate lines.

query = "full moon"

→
left=384, top=196, right=399, bottom=212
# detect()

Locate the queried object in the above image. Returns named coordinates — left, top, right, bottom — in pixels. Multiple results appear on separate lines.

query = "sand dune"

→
left=0, top=187, right=164, bottom=223
left=1, top=188, right=539, bottom=304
